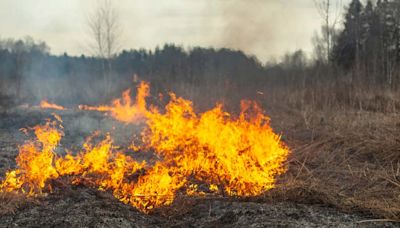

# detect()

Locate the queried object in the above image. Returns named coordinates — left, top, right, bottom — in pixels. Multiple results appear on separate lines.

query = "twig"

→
left=356, top=219, right=399, bottom=224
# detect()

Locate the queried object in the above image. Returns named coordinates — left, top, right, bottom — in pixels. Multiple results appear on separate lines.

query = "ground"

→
left=0, top=189, right=377, bottom=227
left=0, top=107, right=399, bottom=227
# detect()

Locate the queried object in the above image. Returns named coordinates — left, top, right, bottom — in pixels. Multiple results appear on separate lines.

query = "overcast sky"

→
left=0, top=0, right=351, bottom=62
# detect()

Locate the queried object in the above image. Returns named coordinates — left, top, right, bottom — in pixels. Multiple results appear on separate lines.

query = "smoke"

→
left=0, top=0, right=321, bottom=62
left=206, top=0, right=320, bottom=61
left=0, top=0, right=324, bottom=110
left=89, top=0, right=321, bottom=62
left=63, top=113, right=142, bottom=150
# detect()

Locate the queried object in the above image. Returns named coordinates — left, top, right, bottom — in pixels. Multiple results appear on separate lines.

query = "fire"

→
left=0, top=82, right=289, bottom=213
left=143, top=95, right=289, bottom=197
left=79, top=81, right=149, bottom=123
left=39, top=100, right=65, bottom=110
left=0, top=117, right=63, bottom=195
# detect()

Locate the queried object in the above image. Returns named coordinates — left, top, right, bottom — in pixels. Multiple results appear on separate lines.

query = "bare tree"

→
left=88, top=0, right=121, bottom=96
left=313, top=0, right=342, bottom=63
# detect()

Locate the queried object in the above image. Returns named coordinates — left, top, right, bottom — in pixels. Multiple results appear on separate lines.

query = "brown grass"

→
left=264, top=104, right=400, bottom=220
left=0, top=83, right=399, bottom=221
left=0, top=192, right=39, bottom=215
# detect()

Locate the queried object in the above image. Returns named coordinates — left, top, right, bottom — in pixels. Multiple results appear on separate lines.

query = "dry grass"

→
left=147, top=99, right=400, bottom=220
left=0, top=84, right=399, bottom=221
left=265, top=106, right=400, bottom=220
left=0, top=192, right=39, bottom=215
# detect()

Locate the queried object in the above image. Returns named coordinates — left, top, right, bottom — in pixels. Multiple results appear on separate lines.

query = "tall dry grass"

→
left=262, top=84, right=400, bottom=220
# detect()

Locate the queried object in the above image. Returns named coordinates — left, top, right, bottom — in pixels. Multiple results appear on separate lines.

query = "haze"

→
left=0, top=0, right=349, bottom=62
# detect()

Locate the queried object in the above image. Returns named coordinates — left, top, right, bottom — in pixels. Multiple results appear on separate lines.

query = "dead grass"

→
left=0, top=88, right=399, bottom=221
left=149, top=106, right=400, bottom=220
left=266, top=107, right=400, bottom=220
left=0, top=192, right=39, bottom=215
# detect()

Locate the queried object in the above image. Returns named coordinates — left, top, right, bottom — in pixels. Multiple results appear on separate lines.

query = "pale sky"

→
left=0, top=0, right=351, bottom=62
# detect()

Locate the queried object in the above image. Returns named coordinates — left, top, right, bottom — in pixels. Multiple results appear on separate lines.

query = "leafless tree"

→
left=313, top=0, right=342, bottom=63
left=88, top=0, right=121, bottom=96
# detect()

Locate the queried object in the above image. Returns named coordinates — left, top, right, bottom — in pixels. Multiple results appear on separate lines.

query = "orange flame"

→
left=40, top=100, right=65, bottom=110
left=79, top=82, right=149, bottom=123
left=0, top=82, right=289, bottom=213
left=143, top=95, right=289, bottom=197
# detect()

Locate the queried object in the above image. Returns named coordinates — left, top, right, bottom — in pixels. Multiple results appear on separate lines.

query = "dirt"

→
left=0, top=108, right=398, bottom=227
left=0, top=188, right=380, bottom=227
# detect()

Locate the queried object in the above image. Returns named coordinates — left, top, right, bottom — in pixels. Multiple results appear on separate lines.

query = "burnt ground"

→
left=0, top=107, right=399, bottom=227
left=0, top=188, right=377, bottom=227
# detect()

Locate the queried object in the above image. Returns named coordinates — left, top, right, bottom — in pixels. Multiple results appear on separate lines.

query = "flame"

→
left=79, top=82, right=149, bottom=123
left=0, top=118, right=63, bottom=195
left=0, top=82, right=289, bottom=213
left=143, top=95, right=289, bottom=197
left=40, top=100, right=65, bottom=110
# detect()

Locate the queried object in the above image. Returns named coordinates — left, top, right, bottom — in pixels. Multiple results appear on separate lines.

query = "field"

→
left=0, top=101, right=398, bottom=227
left=2, top=0, right=400, bottom=226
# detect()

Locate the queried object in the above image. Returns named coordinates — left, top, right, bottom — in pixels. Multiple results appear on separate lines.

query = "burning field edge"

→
left=1, top=82, right=290, bottom=214
left=0, top=82, right=399, bottom=226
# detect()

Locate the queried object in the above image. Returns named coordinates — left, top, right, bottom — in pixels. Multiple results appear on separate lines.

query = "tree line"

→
left=332, top=0, right=400, bottom=89
left=0, top=0, right=399, bottom=111
left=0, top=39, right=266, bottom=109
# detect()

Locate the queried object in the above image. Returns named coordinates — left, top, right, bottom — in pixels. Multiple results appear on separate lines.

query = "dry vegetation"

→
left=143, top=88, right=400, bottom=222
left=1, top=0, right=400, bottom=226
left=0, top=80, right=400, bottom=226
left=260, top=87, right=400, bottom=221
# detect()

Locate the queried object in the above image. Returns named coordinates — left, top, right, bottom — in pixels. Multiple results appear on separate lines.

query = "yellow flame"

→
left=79, top=82, right=149, bottom=123
left=0, top=81, right=289, bottom=213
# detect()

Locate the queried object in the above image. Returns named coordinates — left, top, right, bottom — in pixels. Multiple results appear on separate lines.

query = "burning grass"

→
left=39, top=100, right=65, bottom=111
left=78, top=81, right=149, bottom=123
left=0, top=82, right=289, bottom=213
left=1, top=82, right=399, bottom=223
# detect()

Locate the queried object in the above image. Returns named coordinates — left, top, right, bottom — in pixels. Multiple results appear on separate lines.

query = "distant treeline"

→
left=0, top=39, right=267, bottom=108
left=0, top=0, right=399, bottom=112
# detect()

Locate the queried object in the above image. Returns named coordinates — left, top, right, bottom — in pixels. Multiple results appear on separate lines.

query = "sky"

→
left=0, top=0, right=351, bottom=62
